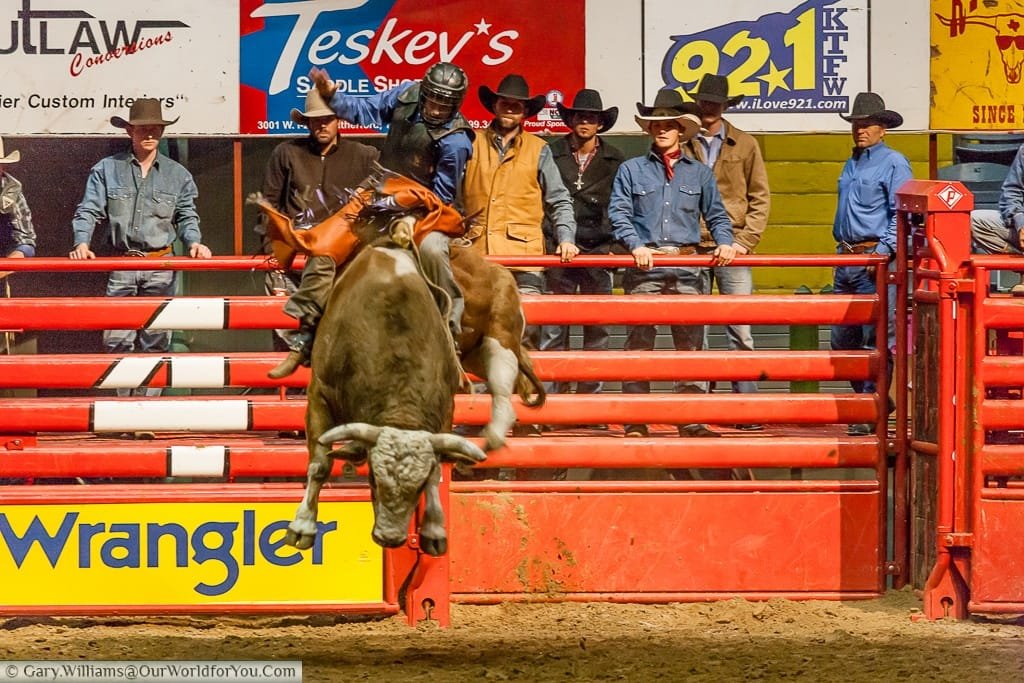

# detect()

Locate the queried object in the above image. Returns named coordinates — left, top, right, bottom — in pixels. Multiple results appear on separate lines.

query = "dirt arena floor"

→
left=0, top=590, right=1020, bottom=682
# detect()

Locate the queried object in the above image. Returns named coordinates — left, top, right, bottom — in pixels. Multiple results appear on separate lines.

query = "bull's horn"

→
left=428, top=433, right=487, bottom=464
left=318, top=423, right=382, bottom=446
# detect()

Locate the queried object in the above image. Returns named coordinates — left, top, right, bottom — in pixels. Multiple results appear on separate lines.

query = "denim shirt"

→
left=999, top=143, right=1024, bottom=230
left=609, top=149, right=734, bottom=251
left=0, top=172, right=35, bottom=257
left=72, top=151, right=201, bottom=252
left=832, top=141, right=912, bottom=256
left=329, top=82, right=473, bottom=205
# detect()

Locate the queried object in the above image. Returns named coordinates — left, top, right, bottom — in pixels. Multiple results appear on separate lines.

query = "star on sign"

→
left=474, top=18, right=491, bottom=35
left=758, top=59, right=792, bottom=96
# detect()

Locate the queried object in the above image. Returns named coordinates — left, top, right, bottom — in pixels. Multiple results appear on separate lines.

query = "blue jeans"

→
left=703, top=264, right=757, bottom=394
left=830, top=263, right=896, bottom=395
left=539, top=266, right=613, bottom=394
left=103, top=269, right=177, bottom=398
left=514, top=271, right=545, bottom=349
left=622, top=267, right=709, bottom=432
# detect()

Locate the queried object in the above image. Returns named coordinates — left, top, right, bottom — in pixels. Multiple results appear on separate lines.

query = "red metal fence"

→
left=0, top=249, right=905, bottom=626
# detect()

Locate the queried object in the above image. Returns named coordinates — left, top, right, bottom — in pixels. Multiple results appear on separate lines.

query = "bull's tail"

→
left=516, top=351, right=546, bottom=407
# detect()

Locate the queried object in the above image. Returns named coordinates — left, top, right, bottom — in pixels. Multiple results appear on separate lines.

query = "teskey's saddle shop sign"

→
left=931, top=0, right=1024, bottom=130
left=239, top=0, right=584, bottom=135
left=0, top=498, right=382, bottom=608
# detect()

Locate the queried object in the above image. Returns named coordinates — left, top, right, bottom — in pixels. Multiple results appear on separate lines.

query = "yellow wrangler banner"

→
left=932, top=0, right=1024, bottom=129
left=0, top=501, right=381, bottom=606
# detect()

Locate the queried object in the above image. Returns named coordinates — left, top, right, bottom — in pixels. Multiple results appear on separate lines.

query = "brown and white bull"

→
left=284, top=217, right=486, bottom=555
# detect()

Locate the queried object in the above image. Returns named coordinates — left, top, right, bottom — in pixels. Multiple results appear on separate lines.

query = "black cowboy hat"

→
left=479, top=74, right=547, bottom=118
left=634, top=89, right=701, bottom=138
left=688, top=73, right=744, bottom=107
left=110, top=98, right=179, bottom=128
left=839, top=92, right=903, bottom=129
left=556, top=88, right=618, bottom=132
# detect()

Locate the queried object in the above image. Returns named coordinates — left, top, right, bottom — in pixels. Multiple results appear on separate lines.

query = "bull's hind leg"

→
left=285, top=384, right=336, bottom=550
left=478, top=337, right=519, bottom=451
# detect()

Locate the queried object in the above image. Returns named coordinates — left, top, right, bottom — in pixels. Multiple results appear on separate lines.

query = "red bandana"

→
left=658, top=148, right=682, bottom=181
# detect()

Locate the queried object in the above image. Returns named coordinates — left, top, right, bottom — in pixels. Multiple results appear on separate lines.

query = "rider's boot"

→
left=268, top=323, right=315, bottom=379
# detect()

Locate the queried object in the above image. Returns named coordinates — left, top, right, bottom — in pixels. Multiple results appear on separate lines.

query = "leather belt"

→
left=838, top=240, right=878, bottom=254
left=119, top=245, right=173, bottom=258
left=650, top=245, right=697, bottom=255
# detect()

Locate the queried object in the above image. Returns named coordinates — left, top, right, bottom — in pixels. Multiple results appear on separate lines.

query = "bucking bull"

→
left=252, top=169, right=545, bottom=554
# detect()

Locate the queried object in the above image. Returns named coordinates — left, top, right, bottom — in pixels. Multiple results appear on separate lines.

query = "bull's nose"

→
left=372, top=530, right=407, bottom=548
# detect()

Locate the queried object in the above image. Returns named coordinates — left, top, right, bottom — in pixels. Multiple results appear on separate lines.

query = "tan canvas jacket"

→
left=687, top=119, right=771, bottom=252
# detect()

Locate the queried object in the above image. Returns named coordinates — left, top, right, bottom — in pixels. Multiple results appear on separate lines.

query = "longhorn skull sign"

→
left=937, top=9, right=1024, bottom=83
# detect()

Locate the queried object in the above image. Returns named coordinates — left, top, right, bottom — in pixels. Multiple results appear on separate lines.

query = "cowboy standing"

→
left=538, top=89, right=624, bottom=399
left=259, top=88, right=378, bottom=374
left=462, top=74, right=578, bottom=352
left=832, top=92, right=911, bottom=436
left=0, top=137, right=36, bottom=284
left=268, top=62, right=473, bottom=379
left=970, top=143, right=1024, bottom=296
left=70, top=98, right=213, bottom=400
left=608, top=89, right=735, bottom=441
left=685, top=74, right=771, bottom=430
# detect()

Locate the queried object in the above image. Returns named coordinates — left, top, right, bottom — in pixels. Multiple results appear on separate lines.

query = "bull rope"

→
left=399, top=223, right=473, bottom=394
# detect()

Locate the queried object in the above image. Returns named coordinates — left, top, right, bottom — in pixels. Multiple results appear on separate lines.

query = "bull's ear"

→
left=326, top=442, right=368, bottom=464
left=429, top=433, right=487, bottom=465
left=318, top=423, right=381, bottom=447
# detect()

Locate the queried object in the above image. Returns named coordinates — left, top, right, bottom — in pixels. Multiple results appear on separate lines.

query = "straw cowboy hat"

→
left=688, top=73, right=744, bottom=107
left=839, top=92, right=904, bottom=129
left=290, top=88, right=336, bottom=126
left=110, top=98, right=179, bottom=128
left=0, top=137, right=20, bottom=164
left=556, top=88, right=618, bottom=132
left=479, top=74, right=547, bottom=118
left=634, top=89, right=701, bottom=138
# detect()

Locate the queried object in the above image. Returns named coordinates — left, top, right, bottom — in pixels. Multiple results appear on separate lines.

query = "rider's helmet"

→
left=419, top=62, right=468, bottom=126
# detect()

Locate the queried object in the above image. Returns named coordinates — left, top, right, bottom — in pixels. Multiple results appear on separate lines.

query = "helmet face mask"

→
left=420, top=62, right=467, bottom=126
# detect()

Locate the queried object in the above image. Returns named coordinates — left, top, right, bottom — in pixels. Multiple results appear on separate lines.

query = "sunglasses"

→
left=996, top=34, right=1024, bottom=50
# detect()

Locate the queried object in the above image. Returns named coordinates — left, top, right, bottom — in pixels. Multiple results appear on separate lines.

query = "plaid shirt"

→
left=0, top=172, right=36, bottom=257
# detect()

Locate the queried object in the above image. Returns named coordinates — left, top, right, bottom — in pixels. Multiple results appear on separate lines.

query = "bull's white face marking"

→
left=379, top=248, right=419, bottom=279
left=367, top=427, right=437, bottom=545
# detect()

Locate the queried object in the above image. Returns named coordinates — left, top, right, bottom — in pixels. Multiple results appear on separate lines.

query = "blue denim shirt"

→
left=833, top=141, right=912, bottom=256
left=609, top=149, right=734, bottom=251
left=329, top=82, right=473, bottom=205
left=72, top=151, right=202, bottom=252
left=999, top=143, right=1024, bottom=230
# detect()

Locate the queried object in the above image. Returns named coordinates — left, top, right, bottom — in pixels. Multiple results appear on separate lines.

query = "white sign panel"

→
left=0, top=0, right=238, bottom=134
left=641, top=0, right=869, bottom=132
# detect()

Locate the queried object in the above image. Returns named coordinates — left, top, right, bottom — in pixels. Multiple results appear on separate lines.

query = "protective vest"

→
left=380, top=83, right=473, bottom=188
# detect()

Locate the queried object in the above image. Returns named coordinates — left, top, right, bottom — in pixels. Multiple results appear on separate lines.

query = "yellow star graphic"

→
left=758, top=60, right=792, bottom=96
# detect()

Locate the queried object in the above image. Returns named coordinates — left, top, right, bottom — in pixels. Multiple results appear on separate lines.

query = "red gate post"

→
left=897, top=179, right=975, bottom=619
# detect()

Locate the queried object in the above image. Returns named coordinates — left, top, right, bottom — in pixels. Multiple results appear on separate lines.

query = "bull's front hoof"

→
left=283, top=528, right=316, bottom=550
left=420, top=535, right=447, bottom=557
left=481, top=426, right=506, bottom=452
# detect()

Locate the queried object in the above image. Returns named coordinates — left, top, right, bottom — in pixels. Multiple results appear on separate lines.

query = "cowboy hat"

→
left=688, top=73, right=743, bottom=107
left=479, top=74, right=546, bottom=118
left=290, top=88, right=336, bottom=126
left=556, top=88, right=618, bottom=132
left=839, top=92, right=903, bottom=128
left=0, top=137, right=20, bottom=164
left=110, top=98, right=179, bottom=128
left=634, top=89, right=701, bottom=139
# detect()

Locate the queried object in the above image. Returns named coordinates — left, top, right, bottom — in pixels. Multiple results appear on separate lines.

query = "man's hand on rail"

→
left=69, top=243, right=95, bottom=260
left=556, top=241, right=579, bottom=263
left=631, top=246, right=654, bottom=271
left=713, top=244, right=736, bottom=266
left=189, top=243, right=213, bottom=259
